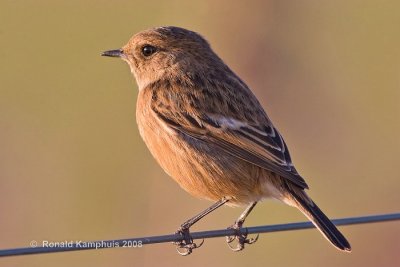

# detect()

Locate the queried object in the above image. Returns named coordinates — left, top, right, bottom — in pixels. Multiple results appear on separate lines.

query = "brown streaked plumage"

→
left=102, top=26, right=351, bottom=254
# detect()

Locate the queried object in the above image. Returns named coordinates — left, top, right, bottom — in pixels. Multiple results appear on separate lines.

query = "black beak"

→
left=101, top=49, right=123, bottom=57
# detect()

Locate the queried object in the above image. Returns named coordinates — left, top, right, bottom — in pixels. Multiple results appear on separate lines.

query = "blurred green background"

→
left=1, top=1, right=399, bottom=266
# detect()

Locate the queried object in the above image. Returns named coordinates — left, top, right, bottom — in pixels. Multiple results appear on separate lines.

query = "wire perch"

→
left=0, top=212, right=399, bottom=257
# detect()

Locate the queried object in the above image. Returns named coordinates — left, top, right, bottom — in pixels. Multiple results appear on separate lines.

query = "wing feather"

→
left=152, top=107, right=309, bottom=189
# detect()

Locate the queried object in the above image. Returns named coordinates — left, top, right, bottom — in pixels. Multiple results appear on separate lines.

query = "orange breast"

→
left=135, top=88, right=268, bottom=205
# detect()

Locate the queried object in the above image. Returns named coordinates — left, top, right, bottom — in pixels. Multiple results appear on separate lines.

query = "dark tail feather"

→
left=292, top=191, right=351, bottom=252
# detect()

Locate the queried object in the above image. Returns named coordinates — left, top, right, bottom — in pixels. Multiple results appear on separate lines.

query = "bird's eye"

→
left=142, top=45, right=157, bottom=57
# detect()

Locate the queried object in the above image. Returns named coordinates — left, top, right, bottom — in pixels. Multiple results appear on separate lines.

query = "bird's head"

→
left=102, top=26, right=222, bottom=90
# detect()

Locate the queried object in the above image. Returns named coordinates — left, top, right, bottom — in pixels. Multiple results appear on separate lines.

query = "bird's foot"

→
left=226, top=221, right=259, bottom=252
left=173, top=227, right=204, bottom=256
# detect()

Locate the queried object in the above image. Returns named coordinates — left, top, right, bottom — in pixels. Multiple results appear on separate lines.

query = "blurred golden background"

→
left=1, top=1, right=399, bottom=266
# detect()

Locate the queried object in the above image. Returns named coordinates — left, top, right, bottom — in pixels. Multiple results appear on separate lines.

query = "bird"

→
left=102, top=26, right=351, bottom=255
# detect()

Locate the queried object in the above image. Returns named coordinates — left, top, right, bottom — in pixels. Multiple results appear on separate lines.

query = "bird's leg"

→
left=226, top=201, right=259, bottom=252
left=174, top=197, right=229, bottom=256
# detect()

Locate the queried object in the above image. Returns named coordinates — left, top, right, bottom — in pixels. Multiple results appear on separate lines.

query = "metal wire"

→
left=0, top=212, right=399, bottom=257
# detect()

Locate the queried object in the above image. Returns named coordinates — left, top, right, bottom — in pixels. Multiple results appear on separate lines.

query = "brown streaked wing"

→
left=151, top=107, right=309, bottom=190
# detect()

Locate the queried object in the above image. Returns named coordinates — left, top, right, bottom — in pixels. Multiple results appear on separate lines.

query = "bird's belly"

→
left=137, top=117, right=272, bottom=205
